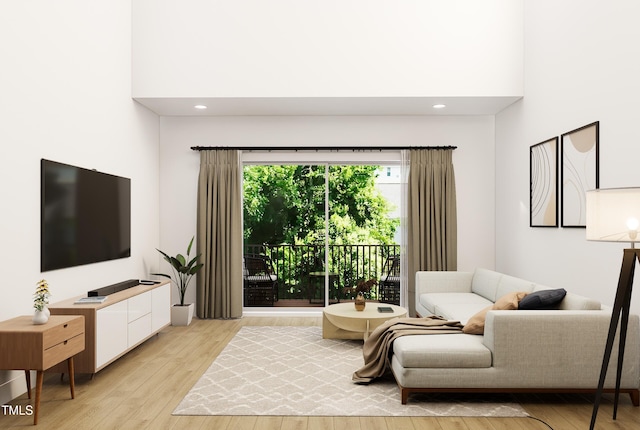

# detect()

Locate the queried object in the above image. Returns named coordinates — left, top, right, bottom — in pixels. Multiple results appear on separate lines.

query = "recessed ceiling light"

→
left=433, top=104, right=446, bottom=109
left=194, top=104, right=208, bottom=110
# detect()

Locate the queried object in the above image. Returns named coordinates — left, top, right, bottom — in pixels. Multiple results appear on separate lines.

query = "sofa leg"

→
left=630, top=390, right=640, bottom=406
left=401, top=389, right=409, bottom=405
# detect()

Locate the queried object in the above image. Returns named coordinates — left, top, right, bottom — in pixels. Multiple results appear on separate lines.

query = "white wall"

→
left=0, top=1, right=160, bottom=403
left=133, top=0, right=522, bottom=99
left=159, top=115, right=496, bottom=306
left=495, top=0, right=640, bottom=314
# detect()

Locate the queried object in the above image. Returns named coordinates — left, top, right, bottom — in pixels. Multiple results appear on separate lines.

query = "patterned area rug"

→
left=173, top=326, right=528, bottom=417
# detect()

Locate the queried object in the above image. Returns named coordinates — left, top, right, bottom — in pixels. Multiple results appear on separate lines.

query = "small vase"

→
left=43, top=306, right=50, bottom=318
left=32, top=310, right=49, bottom=325
left=355, top=292, right=366, bottom=311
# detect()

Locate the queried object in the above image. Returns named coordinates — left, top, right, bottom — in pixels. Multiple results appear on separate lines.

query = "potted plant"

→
left=153, top=237, right=203, bottom=326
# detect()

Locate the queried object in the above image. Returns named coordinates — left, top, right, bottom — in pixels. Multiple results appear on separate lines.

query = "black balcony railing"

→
left=244, top=243, right=400, bottom=306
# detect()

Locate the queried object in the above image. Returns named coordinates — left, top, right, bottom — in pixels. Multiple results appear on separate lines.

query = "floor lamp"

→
left=586, top=187, right=640, bottom=430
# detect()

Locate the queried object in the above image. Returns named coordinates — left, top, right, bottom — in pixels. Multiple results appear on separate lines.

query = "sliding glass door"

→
left=242, top=154, right=401, bottom=309
left=243, top=165, right=326, bottom=307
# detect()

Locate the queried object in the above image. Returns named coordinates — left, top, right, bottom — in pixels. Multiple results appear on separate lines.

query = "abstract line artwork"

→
left=530, top=137, right=558, bottom=227
left=561, top=121, right=599, bottom=227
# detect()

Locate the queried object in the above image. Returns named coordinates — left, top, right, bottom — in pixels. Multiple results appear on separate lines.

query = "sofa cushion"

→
left=420, top=292, right=492, bottom=316
left=496, top=275, right=537, bottom=299
left=434, top=303, right=493, bottom=325
left=470, top=268, right=503, bottom=302
left=554, top=291, right=601, bottom=310
left=393, top=334, right=491, bottom=368
left=463, top=291, right=528, bottom=334
left=519, top=288, right=567, bottom=310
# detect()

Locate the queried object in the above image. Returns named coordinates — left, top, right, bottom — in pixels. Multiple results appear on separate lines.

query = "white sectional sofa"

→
left=390, top=268, right=640, bottom=405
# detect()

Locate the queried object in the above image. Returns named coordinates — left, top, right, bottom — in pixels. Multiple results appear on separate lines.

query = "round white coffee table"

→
left=322, top=302, right=407, bottom=340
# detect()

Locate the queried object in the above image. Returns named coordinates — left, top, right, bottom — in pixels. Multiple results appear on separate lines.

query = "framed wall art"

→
left=530, top=137, right=558, bottom=227
left=561, top=121, right=599, bottom=227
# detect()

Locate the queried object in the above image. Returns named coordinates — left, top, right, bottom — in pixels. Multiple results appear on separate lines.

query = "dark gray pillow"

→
left=518, top=288, right=567, bottom=310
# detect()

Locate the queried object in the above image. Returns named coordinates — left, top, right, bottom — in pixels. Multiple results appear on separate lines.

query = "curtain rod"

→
left=190, top=145, right=457, bottom=151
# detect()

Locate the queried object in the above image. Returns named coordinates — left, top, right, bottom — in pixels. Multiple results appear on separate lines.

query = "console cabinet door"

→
left=96, top=300, right=128, bottom=369
left=128, top=291, right=153, bottom=347
left=151, top=283, right=171, bottom=332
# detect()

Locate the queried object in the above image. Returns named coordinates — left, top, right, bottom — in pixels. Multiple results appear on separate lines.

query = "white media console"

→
left=48, top=280, right=171, bottom=374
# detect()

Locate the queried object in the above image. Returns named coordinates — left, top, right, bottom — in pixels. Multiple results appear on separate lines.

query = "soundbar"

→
left=87, top=279, right=141, bottom=297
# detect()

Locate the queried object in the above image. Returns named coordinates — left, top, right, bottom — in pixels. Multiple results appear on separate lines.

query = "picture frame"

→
left=530, top=137, right=558, bottom=227
left=561, top=121, right=599, bottom=227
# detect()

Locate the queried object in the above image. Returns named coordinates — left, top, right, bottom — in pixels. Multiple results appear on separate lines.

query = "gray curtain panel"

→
left=196, top=150, right=243, bottom=319
left=407, top=149, right=457, bottom=315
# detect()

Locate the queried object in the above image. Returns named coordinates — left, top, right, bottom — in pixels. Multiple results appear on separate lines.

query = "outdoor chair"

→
left=243, top=255, right=278, bottom=306
left=379, top=255, right=400, bottom=305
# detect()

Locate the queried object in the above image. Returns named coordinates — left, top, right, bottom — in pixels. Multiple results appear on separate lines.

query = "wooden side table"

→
left=0, top=315, right=85, bottom=425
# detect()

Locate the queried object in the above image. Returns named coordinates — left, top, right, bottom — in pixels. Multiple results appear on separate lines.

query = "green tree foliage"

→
left=243, top=165, right=398, bottom=246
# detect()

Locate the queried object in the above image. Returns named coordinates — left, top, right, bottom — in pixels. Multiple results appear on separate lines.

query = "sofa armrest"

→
left=483, top=310, right=640, bottom=387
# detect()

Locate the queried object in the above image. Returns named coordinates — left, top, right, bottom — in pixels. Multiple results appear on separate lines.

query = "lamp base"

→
left=590, top=248, right=639, bottom=429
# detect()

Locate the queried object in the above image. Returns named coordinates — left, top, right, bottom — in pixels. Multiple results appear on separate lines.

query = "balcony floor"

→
left=256, top=298, right=375, bottom=308
left=271, top=299, right=322, bottom=308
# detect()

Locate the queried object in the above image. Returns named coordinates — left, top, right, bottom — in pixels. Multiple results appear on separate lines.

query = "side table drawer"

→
left=43, top=332, right=85, bottom=370
left=43, top=317, right=84, bottom=349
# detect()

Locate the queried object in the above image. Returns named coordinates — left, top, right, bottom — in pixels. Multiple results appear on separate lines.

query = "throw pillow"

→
left=518, top=288, right=567, bottom=310
left=463, top=291, right=528, bottom=335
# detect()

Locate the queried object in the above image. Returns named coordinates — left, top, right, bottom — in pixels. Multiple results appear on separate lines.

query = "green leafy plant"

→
left=153, top=237, right=203, bottom=306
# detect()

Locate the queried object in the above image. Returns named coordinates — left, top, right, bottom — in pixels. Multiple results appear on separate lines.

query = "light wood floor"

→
left=2, top=317, right=639, bottom=429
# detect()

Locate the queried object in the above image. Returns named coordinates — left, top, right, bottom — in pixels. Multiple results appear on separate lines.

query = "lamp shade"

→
left=586, top=187, right=640, bottom=243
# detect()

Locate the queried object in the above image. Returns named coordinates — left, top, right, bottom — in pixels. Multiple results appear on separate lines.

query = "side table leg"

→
left=67, top=357, right=75, bottom=399
left=34, top=370, right=43, bottom=425
left=24, top=370, right=31, bottom=399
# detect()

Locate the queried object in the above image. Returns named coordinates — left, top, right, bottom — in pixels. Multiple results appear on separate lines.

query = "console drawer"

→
left=128, top=291, right=152, bottom=323
left=128, top=313, right=152, bottom=347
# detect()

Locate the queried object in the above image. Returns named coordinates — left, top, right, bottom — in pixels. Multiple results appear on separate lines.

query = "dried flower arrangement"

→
left=33, top=279, right=51, bottom=311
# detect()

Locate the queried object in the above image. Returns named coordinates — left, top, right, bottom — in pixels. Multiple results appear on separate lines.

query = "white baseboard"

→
left=0, top=370, right=30, bottom=406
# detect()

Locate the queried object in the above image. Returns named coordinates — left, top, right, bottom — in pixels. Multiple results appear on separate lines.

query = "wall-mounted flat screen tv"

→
left=41, top=159, right=131, bottom=272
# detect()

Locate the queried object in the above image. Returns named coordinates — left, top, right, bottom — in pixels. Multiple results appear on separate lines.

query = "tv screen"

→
left=41, top=159, right=131, bottom=272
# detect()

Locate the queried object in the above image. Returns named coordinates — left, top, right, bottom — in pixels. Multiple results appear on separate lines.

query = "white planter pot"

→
left=171, top=303, right=194, bottom=326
